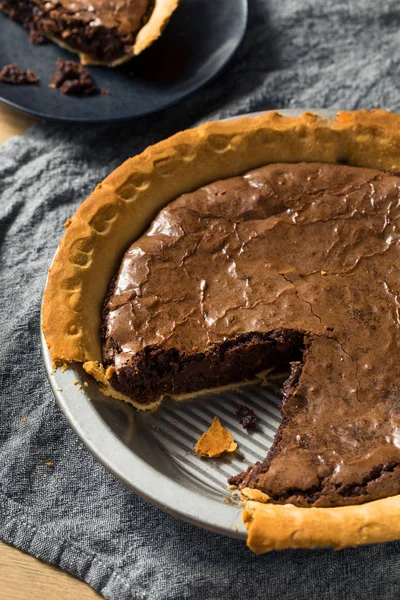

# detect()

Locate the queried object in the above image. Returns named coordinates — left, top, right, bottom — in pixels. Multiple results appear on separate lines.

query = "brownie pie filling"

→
left=102, top=161, right=400, bottom=508
left=1, top=0, right=153, bottom=63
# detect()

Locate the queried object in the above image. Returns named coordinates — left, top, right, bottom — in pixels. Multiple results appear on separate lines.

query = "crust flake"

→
left=194, top=416, right=237, bottom=457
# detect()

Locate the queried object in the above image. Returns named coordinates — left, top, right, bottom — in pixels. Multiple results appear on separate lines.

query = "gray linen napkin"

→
left=2, top=1, right=400, bottom=598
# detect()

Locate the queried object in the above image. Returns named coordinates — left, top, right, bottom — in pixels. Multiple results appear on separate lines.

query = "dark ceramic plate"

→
left=0, top=0, right=248, bottom=123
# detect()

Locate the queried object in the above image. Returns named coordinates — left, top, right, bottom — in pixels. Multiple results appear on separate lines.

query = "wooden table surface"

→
left=0, top=102, right=101, bottom=600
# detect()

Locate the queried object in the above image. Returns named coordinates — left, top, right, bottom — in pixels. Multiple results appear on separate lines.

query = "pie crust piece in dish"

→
left=42, top=109, right=400, bottom=552
left=194, top=417, right=237, bottom=458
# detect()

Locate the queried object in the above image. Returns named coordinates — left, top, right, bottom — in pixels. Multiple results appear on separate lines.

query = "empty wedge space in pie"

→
left=42, top=109, right=400, bottom=552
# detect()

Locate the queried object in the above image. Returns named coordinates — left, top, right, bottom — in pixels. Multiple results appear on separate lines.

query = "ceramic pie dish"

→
left=42, top=108, right=400, bottom=552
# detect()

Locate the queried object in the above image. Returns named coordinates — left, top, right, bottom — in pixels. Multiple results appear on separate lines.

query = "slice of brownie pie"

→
left=42, top=110, right=400, bottom=552
left=0, top=0, right=179, bottom=65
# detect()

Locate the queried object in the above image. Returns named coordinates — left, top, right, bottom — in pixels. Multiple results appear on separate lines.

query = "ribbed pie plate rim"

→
left=41, top=108, right=337, bottom=540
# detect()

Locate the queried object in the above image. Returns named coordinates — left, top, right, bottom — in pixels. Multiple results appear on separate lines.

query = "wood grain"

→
left=0, top=542, right=101, bottom=599
left=0, top=102, right=102, bottom=599
left=0, top=103, right=37, bottom=145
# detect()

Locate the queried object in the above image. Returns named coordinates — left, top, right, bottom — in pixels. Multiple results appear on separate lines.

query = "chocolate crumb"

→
left=236, top=405, right=257, bottom=429
left=28, top=28, right=48, bottom=45
left=0, top=63, right=39, bottom=84
left=100, top=88, right=110, bottom=95
left=50, top=58, right=97, bottom=96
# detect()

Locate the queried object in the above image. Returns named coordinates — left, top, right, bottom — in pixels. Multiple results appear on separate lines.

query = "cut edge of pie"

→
left=81, top=361, right=272, bottom=412
left=41, top=108, right=400, bottom=553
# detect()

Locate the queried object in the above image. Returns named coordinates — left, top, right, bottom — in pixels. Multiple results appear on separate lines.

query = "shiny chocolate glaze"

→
left=103, top=162, right=400, bottom=507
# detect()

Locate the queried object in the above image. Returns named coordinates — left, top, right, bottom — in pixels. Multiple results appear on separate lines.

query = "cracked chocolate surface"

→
left=103, top=161, right=400, bottom=507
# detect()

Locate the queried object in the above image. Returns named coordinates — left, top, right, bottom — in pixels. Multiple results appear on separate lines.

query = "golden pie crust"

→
left=243, top=496, right=400, bottom=553
left=42, top=108, right=400, bottom=553
left=49, top=0, right=180, bottom=66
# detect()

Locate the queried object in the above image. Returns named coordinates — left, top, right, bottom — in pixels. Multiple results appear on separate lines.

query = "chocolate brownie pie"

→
left=0, top=0, right=179, bottom=65
left=42, top=110, right=400, bottom=553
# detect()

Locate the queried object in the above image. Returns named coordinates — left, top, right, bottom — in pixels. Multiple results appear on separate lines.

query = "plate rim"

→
left=41, top=107, right=337, bottom=540
left=0, top=0, right=248, bottom=124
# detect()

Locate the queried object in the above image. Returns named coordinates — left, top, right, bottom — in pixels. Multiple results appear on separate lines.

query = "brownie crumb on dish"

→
left=236, top=405, right=257, bottom=430
left=0, top=63, right=39, bottom=84
left=28, top=27, right=48, bottom=45
left=227, top=471, right=247, bottom=488
left=50, top=58, right=97, bottom=96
